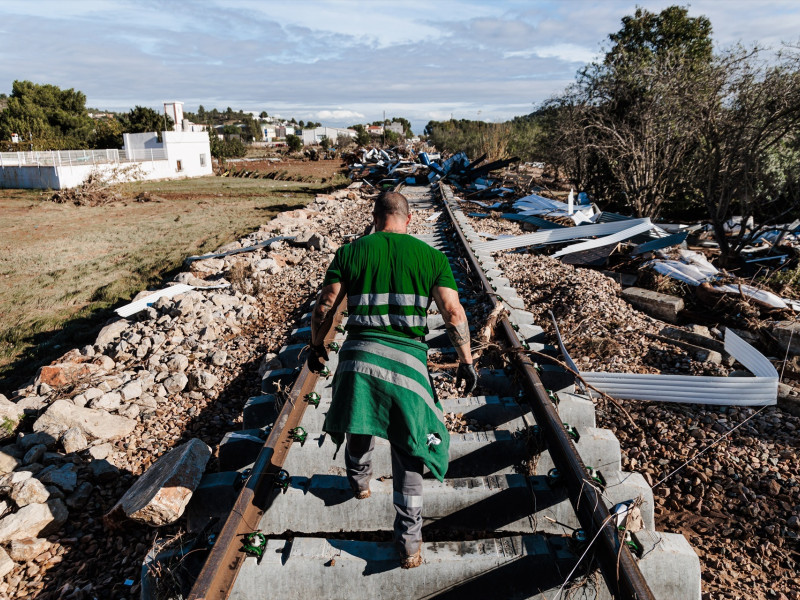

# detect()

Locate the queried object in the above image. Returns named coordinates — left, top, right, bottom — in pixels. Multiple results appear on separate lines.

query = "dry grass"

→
left=0, top=173, right=340, bottom=393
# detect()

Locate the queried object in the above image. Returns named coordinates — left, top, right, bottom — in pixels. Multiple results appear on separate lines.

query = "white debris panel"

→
left=115, top=283, right=229, bottom=318
left=646, top=249, right=791, bottom=310
left=550, top=315, right=777, bottom=406
left=473, top=218, right=654, bottom=253
left=552, top=221, right=655, bottom=258
left=514, top=192, right=595, bottom=224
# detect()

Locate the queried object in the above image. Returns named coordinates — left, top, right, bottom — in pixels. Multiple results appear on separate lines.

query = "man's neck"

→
left=378, top=225, right=407, bottom=234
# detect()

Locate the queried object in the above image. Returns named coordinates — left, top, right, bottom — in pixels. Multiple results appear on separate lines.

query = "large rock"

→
left=38, top=464, right=77, bottom=493
left=10, top=477, right=50, bottom=507
left=106, top=438, right=210, bottom=527
left=35, top=361, right=100, bottom=388
left=89, top=391, right=122, bottom=411
left=9, top=537, right=50, bottom=562
left=33, top=400, right=136, bottom=441
left=0, top=547, right=13, bottom=579
left=0, top=449, right=20, bottom=475
left=95, top=319, right=129, bottom=348
left=120, top=380, right=143, bottom=401
left=0, top=394, right=23, bottom=434
left=0, top=499, right=68, bottom=541
left=60, top=428, right=88, bottom=454
left=163, top=373, right=188, bottom=394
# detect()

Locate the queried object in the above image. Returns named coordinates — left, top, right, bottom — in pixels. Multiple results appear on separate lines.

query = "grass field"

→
left=0, top=165, right=346, bottom=393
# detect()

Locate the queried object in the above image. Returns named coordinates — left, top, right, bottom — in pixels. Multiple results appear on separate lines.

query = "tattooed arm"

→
left=432, top=285, right=473, bottom=364
left=311, top=282, right=346, bottom=347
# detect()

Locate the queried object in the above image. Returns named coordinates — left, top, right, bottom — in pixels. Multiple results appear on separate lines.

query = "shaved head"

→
left=373, top=191, right=409, bottom=219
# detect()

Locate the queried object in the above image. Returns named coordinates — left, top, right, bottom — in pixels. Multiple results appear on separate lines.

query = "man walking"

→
left=310, top=190, right=477, bottom=569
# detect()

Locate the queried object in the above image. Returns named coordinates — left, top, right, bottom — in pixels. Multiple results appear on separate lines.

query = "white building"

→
left=0, top=130, right=213, bottom=190
left=301, top=126, right=356, bottom=146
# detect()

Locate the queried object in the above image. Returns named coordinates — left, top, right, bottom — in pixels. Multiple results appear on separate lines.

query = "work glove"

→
left=455, top=362, right=478, bottom=396
left=307, top=344, right=329, bottom=374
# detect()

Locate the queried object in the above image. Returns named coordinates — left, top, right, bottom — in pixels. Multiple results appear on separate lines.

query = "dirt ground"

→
left=222, top=157, right=347, bottom=181
left=0, top=163, right=345, bottom=394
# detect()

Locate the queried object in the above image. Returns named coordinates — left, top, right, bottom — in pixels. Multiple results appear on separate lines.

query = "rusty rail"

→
left=438, top=183, right=656, bottom=600
left=187, top=301, right=347, bottom=600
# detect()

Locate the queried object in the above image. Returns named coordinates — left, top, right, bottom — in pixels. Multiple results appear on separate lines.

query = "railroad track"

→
left=144, top=184, right=701, bottom=599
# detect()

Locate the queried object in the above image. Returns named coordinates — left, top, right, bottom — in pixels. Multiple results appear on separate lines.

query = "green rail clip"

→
left=328, top=341, right=340, bottom=353
left=290, top=426, right=308, bottom=446
left=563, top=423, right=580, bottom=442
left=242, top=531, right=267, bottom=562
left=274, top=469, right=291, bottom=493
left=305, top=392, right=321, bottom=407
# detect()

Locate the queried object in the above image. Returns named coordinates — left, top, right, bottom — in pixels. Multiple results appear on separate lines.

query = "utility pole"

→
left=383, top=110, right=386, bottom=147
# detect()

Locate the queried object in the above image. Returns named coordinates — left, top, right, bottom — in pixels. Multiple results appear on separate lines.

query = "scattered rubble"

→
left=0, top=182, right=372, bottom=598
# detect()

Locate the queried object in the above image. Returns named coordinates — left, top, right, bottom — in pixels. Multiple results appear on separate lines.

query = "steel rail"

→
left=437, top=183, right=656, bottom=600
left=187, top=302, right=347, bottom=600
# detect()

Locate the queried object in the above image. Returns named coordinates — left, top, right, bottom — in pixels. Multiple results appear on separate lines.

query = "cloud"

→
left=315, top=109, right=366, bottom=121
left=505, top=43, right=597, bottom=63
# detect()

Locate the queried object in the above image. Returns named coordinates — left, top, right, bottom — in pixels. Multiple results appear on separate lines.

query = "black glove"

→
left=307, top=344, right=329, bottom=373
left=456, top=362, right=478, bottom=396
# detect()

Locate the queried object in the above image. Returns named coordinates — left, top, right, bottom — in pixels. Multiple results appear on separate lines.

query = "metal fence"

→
left=0, top=147, right=168, bottom=168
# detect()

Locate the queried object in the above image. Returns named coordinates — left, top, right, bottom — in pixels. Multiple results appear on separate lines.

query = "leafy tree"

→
left=243, top=116, right=263, bottom=142
left=286, top=134, right=302, bottom=152
left=91, top=117, right=123, bottom=148
left=298, top=120, right=305, bottom=128
left=221, top=124, right=241, bottom=135
left=384, top=130, right=400, bottom=146
left=260, top=111, right=268, bottom=118
left=209, top=129, right=246, bottom=159
left=353, top=124, right=370, bottom=147
left=319, top=135, right=330, bottom=150
left=0, top=80, right=94, bottom=149
left=197, top=105, right=206, bottom=122
left=119, top=106, right=173, bottom=135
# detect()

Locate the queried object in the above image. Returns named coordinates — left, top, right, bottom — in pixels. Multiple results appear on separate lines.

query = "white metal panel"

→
left=549, top=314, right=777, bottom=406
left=473, top=218, right=652, bottom=253
left=115, top=284, right=194, bottom=318
left=552, top=221, right=654, bottom=258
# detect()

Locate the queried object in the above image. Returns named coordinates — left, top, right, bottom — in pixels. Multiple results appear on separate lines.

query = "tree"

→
left=91, top=117, right=123, bottom=149
left=353, top=124, right=370, bottom=147
left=0, top=80, right=94, bottom=149
left=691, top=46, right=800, bottom=264
left=119, top=106, right=173, bottom=135
left=540, top=6, right=715, bottom=218
left=298, top=120, right=305, bottom=128
left=286, top=134, right=302, bottom=152
left=384, top=130, right=400, bottom=146
left=209, top=128, right=246, bottom=159
left=243, top=116, right=263, bottom=142
left=260, top=111, right=268, bottom=119
left=319, top=135, right=330, bottom=150
left=197, top=105, right=206, bottom=122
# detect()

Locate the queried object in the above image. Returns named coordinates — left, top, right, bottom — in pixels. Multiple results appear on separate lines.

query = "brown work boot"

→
left=400, top=547, right=423, bottom=569
left=354, top=488, right=371, bottom=500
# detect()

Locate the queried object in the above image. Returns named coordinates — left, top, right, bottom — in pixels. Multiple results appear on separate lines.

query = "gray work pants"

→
left=345, top=433, right=424, bottom=557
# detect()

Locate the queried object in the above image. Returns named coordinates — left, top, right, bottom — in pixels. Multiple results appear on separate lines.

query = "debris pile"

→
left=0, top=183, right=372, bottom=598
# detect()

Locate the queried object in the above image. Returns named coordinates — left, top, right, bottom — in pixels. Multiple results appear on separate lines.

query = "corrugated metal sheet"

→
left=631, top=231, right=688, bottom=255
left=550, top=314, right=777, bottom=406
left=552, top=221, right=654, bottom=257
left=472, top=218, right=652, bottom=252
left=501, top=214, right=567, bottom=229
left=116, top=284, right=194, bottom=318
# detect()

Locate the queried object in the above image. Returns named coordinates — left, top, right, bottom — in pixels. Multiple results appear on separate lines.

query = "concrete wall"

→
left=301, top=127, right=356, bottom=145
left=0, top=131, right=212, bottom=189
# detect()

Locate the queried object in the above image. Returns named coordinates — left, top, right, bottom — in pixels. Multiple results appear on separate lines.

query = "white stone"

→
left=61, top=428, right=88, bottom=454
left=88, top=443, right=112, bottom=460
left=90, top=392, right=122, bottom=411
left=120, top=380, right=142, bottom=401
left=11, top=477, right=50, bottom=507
left=166, top=354, right=189, bottom=372
left=9, top=537, right=50, bottom=562
left=108, top=439, right=211, bottom=526
left=163, top=373, right=188, bottom=394
left=0, top=547, right=13, bottom=579
left=95, top=319, right=129, bottom=348
left=33, top=400, right=136, bottom=441
left=0, top=500, right=68, bottom=542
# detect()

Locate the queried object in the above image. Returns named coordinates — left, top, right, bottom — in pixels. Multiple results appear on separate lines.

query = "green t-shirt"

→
left=323, top=231, right=458, bottom=338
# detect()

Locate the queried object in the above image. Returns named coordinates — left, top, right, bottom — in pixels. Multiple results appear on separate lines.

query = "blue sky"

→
left=1, top=0, right=799, bottom=133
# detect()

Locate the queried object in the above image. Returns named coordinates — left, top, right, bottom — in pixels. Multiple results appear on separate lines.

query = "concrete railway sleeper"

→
left=144, top=184, right=701, bottom=599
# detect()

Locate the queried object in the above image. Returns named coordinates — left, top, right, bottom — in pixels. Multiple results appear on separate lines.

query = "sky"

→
left=1, top=0, right=799, bottom=133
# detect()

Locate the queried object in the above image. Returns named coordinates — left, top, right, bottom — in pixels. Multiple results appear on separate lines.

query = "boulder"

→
left=17, top=431, right=56, bottom=450
left=105, top=438, right=210, bottom=527
left=0, top=449, right=20, bottom=475
left=89, top=392, right=122, bottom=411
left=0, top=499, right=68, bottom=541
left=0, top=547, right=13, bottom=579
left=22, top=444, right=45, bottom=465
left=60, top=428, right=88, bottom=454
left=95, top=319, right=129, bottom=348
left=10, top=478, right=50, bottom=507
left=166, top=354, right=189, bottom=372
left=120, top=380, right=142, bottom=401
left=33, top=400, right=136, bottom=441
left=190, top=371, right=218, bottom=391
left=66, top=481, right=94, bottom=509
left=90, top=459, right=120, bottom=483
left=163, top=373, right=188, bottom=394
left=0, top=395, right=23, bottom=434
left=87, top=443, right=112, bottom=460
left=9, top=537, right=49, bottom=562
